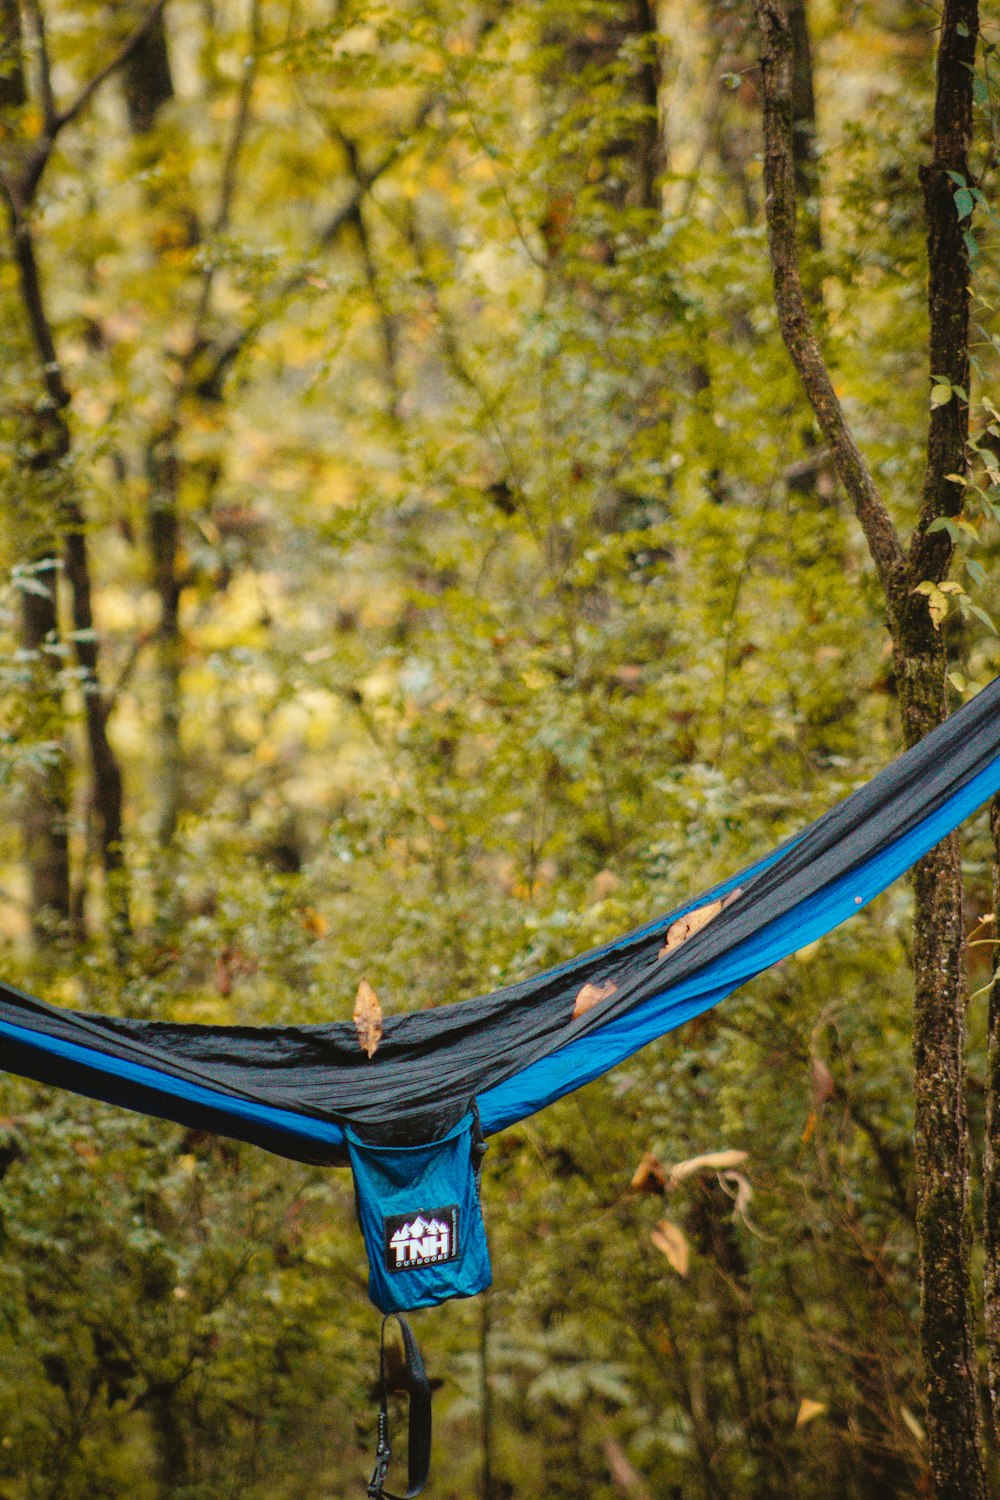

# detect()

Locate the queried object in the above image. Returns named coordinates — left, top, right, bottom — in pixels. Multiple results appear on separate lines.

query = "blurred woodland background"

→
left=1, top=0, right=1000, bottom=1496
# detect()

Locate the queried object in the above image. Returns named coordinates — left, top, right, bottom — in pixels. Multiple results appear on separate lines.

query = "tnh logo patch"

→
left=384, top=1206, right=460, bottom=1272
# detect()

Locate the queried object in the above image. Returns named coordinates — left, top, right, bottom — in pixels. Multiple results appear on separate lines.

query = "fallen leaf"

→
left=354, top=978, right=384, bottom=1059
left=659, top=887, right=743, bottom=957
left=796, top=1399, right=827, bottom=1427
left=667, top=1149, right=748, bottom=1186
left=651, top=1219, right=689, bottom=1276
left=631, top=1152, right=667, bottom=1193
left=572, top=978, right=617, bottom=1018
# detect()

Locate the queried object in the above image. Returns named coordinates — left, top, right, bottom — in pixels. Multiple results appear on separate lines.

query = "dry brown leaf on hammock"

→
left=658, top=886, right=743, bottom=957
left=571, top=979, right=617, bottom=1019
left=353, top=978, right=384, bottom=1059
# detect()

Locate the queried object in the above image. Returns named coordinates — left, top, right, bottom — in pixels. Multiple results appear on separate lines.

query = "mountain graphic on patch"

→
left=383, top=1206, right=460, bottom=1271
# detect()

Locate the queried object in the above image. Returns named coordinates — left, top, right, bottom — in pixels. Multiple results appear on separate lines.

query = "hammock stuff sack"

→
left=3, top=673, right=1000, bottom=1318
left=346, top=1109, right=491, bottom=1314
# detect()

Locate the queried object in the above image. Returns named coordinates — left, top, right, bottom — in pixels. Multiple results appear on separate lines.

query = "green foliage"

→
left=0, top=0, right=999, bottom=1496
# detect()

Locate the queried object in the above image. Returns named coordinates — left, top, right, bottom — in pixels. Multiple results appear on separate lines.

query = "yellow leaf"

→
left=651, top=1219, right=689, bottom=1276
left=796, top=1399, right=827, bottom=1427
left=572, top=979, right=617, bottom=1019
left=353, top=978, right=384, bottom=1059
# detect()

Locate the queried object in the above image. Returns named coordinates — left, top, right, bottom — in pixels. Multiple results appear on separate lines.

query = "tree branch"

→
left=184, top=0, right=261, bottom=366
left=906, top=0, right=979, bottom=588
left=18, top=0, right=170, bottom=203
left=196, top=97, right=436, bottom=394
left=753, top=0, right=906, bottom=606
left=1, top=177, right=69, bottom=409
left=21, top=0, right=55, bottom=129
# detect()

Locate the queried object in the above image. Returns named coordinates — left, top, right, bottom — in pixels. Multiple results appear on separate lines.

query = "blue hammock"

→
left=2, top=673, right=1000, bottom=1318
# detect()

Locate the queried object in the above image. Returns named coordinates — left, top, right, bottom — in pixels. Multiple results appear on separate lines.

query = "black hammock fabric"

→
left=2, top=674, right=1000, bottom=1168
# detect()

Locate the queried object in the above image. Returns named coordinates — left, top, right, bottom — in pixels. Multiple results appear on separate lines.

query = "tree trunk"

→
left=900, top=646, right=981, bottom=1500
left=3, top=114, right=130, bottom=938
left=17, top=555, right=71, bottom=937
left=786, top=0, right=820, bottom=253
left=122, top=7, right=173, bottom=133
left=121, top=11, right=185, bottom=850
left=901, top=4, right=981, bottom=1478
left=986, top=795, right=1000, bottom=1446
left=753, top=0, right=985, bottom=1493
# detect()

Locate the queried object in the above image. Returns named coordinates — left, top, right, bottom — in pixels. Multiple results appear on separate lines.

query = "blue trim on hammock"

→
left=0, top=1016, right=347, bottom=1151
left=476, top=751, right=1000, bottom=1134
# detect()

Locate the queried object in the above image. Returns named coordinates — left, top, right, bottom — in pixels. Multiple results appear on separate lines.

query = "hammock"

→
left=2, top=674, right=1000, bottom=1315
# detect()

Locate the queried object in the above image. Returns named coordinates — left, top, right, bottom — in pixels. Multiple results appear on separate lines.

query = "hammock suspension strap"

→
left=367, top=1314, right=431, bottom=1500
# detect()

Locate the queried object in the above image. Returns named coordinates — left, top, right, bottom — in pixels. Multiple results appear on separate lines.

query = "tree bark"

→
left=753, top=1, right=985, bottom=1495
left=986, top=793, right=1000, bottom=1445
left=786, top=0, right=819, bottom=253
left=17, top=555, right=71, bottom=936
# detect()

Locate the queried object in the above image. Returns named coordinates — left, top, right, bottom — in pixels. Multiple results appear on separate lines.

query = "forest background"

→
left=1, top=0, right=1000, bottom=1497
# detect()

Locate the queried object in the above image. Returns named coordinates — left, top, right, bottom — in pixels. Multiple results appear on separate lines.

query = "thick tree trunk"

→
left=986, top=795, right=1000, bottom=1444
left=900, top=4, right=982, bottom=1486
left=898, top=645, right=981, bottom=1499
left=753, top=0, right=985, bottom=1493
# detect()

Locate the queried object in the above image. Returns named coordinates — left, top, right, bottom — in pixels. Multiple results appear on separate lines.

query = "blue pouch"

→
left=346, top=1110, right=492, bottom=1314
